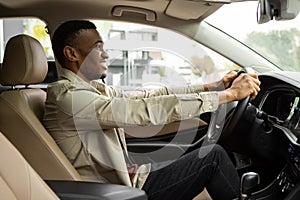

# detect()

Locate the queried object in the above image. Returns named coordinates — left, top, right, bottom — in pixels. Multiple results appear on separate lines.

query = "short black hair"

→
left=51, top=20, right=97, bottom=66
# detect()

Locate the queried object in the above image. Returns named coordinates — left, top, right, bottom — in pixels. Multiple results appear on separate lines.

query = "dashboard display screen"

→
left=262, top=90, right=296, bottom=121
left=277, top=94, right=296, bottom=121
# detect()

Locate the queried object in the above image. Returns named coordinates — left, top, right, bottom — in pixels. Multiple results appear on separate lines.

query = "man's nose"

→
left=101, top=50, right=109, bottom=59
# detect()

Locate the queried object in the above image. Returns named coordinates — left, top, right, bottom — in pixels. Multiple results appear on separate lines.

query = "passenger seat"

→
left=0, top=130, right=148, bottom=200
left=0, top=131, right=59, bottom=200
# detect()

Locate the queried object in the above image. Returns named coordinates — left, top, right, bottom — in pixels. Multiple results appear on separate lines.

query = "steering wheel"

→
left=206, top=69, right=252, bottom=143
left=221, top=95, right=250, bottom=138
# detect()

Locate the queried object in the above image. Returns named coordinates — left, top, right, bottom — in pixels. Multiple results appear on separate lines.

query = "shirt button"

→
left=209, top=104, right=213, bottom=110
left=188, top=113, right=192, bottom=117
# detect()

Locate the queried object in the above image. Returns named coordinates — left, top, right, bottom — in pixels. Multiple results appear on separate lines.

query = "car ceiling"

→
left=0, top=0, right=228, bottom=35
left=0, top=0, right=223, bottom=20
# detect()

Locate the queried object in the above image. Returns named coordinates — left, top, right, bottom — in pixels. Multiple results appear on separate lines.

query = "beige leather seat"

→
left=0, top=34, right=80, bottom=181
left=0, top=131, right=59, bottom=200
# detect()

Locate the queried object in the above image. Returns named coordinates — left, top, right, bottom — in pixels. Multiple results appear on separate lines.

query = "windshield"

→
left=206, top=1, right=300, bottom=72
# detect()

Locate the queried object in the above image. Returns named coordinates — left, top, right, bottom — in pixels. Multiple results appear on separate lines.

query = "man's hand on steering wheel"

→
left=206, top=71, right=261, bottom=142
left=222, top=71, right=239, bottom=89
left=203, top=71, right=239, bottom=92
left=219, top=72, right=261, bottom=104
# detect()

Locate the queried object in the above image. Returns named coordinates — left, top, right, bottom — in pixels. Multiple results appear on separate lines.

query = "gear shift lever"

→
left=240, top=172, right=260, bottom=200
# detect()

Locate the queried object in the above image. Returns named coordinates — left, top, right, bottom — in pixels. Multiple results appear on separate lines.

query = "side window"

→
left=93, top=20, right=241, bottom=89
left=0, top=18, right=53, bottom=62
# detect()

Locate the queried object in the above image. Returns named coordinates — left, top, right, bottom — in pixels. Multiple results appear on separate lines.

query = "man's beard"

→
left=100, top=73, right=106, bottom=83
left=100, top=72, right=106, bottom=79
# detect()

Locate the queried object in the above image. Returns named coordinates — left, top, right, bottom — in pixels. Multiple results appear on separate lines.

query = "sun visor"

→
left=165, top=0, right=230, bottom=20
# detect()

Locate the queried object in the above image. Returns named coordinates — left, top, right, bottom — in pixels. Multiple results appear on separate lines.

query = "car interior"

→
left=0, top=0, right=300, bottom=200
left=0, top=33, right=148, bottom=200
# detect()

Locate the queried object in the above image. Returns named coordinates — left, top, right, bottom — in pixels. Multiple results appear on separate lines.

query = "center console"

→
left=46, top=180, right=147, bottom=200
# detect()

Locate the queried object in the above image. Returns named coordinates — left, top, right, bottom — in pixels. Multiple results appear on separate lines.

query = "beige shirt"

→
left=43, top=68, right=219, bottom=189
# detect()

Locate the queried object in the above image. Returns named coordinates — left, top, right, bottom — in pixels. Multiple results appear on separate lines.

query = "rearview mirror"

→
left=257, top=0, right=273, bottom=24
left=257, top=0, right=300, bottom=24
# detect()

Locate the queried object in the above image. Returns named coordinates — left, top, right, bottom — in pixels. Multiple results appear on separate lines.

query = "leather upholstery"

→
left=0, top=34, right=48, bottom=86
left=0, top=34, right=81, bottom=181
left=0, top=132, right=59, bottom=200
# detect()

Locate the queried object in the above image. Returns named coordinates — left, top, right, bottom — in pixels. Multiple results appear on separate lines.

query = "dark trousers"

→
left=142, top=144, right=240, bottom=200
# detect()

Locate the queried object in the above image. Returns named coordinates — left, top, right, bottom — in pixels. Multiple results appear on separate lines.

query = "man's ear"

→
left=63, top=46, right=79, bottom=62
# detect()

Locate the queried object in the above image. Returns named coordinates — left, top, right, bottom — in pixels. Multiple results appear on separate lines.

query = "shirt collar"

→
left=59, top=68, right=106, bottom=94
left=60, top=68, right=84, bottom=82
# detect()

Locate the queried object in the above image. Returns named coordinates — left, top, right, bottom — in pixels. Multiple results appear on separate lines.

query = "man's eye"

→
left=95, top=45, right=103, bottom=51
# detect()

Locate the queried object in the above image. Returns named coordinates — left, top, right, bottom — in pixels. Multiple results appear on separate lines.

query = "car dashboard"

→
left=258, top=72, right=300, bottom=145
left=252, top=71, right=300, bottom=198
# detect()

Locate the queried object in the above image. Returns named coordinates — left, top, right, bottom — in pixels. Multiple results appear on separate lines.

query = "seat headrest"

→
left=0, top=34, right=48, bottom=86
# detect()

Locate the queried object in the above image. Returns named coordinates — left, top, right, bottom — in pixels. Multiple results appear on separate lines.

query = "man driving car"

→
left=43, top=20, right=261, bottom=200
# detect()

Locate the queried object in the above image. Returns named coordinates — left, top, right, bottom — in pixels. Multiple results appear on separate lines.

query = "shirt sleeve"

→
left=107, top=84, right=205, bottom=99
left=68, top=88, right=219, bottom=128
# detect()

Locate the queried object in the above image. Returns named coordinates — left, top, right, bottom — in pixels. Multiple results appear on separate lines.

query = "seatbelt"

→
left=116, top=130, right=139, bottom=183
